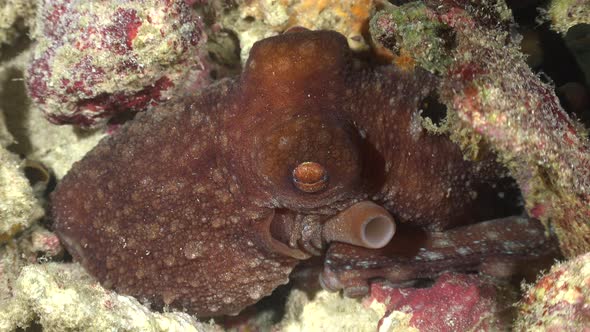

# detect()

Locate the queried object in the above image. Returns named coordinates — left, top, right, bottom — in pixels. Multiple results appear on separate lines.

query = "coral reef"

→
left=0, top=0, right=36, bottom=54
left=221, top=0, right=374, bottom=62
left=0, top=225, right=62, bottom=331
left=371, top=0, right=590, bottom=257
left=0, top=243, right=28, bottom=330
left=26, top=0, right=208, bottom=128
left=547, top=0, right=590, bottom=34
left=516, top=253, right=590, bottom=330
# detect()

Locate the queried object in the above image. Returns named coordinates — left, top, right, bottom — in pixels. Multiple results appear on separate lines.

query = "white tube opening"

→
left=361, top=215, right=395, bottom=249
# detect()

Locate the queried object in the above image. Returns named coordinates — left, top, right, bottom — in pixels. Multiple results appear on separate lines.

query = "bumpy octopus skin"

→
left=52, top=30, right=556, bottom=317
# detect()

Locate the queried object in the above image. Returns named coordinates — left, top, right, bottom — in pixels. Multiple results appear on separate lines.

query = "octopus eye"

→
left=292, top=161, right=328, bottom=193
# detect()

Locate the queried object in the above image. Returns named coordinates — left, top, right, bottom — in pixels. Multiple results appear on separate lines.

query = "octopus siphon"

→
left=51, top=29, right=558, bottom=317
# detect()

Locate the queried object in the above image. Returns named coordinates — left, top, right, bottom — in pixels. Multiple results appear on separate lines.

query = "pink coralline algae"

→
left=369, top=273, right=516, bottom=331
left=26, top=0, right=208, bottom=128
left=31, top=228, right=63, bottom=259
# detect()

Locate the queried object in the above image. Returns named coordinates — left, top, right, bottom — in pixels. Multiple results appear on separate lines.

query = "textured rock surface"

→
left=0, top=225, right=64, bottom=331
left=1, top=48, right=105, bottom=180
left=25, top=106, right=105, bottom=180
left=371, top=0, right=590, bottom=257
left=0, top=80, right=43, bottom=243
left=369, top=273, right=518, bottom=331
left=547, top=0, right=590, bottom=34
left=0, top=262, right=222, bottom=332
left=279, top=289, right=384, bottom=331
left=0, top=0, right=36, bottom=53
left=222, top=0, right=374, bottom=62
left=516, top=253, right=590, bottom=331
left=0, top=244, right=30, bottom=331
left=0, top=146, right=43, bottom=243
left=27, top=0, right=208, bottom=127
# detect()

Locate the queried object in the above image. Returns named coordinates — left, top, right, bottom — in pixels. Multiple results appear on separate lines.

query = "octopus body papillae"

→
left=52, top=30, right=557, bottom=317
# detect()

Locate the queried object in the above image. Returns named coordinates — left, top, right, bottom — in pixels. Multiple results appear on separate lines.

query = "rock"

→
left=26, top=0, right=209, bottom=128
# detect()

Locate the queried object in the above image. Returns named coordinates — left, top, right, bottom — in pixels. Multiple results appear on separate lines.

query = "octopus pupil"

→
left=292, top=161, right=329, bottom=193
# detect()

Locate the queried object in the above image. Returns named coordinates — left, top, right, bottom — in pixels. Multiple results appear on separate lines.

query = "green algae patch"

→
left=370, top=2, right=453, bottom=74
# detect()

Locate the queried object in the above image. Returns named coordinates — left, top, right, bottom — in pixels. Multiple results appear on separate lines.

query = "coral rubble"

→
left=26, top=0, right=208, bottom=128
left=25, top=107, right=106, bottom=180
left=0, top=262, right=221, bottom=331
left=279, top=289, right=383, bottom=331
left=0, top=146, right=43, bottom=244
left=279, top=272, right=517, bottom=331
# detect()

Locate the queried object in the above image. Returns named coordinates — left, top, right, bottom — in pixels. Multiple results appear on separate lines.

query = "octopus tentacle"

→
left=321, top=216, right=560, bottom=296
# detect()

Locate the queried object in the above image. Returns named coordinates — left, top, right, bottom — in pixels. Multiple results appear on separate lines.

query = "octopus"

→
left=51, top=29, right=557, bottom=317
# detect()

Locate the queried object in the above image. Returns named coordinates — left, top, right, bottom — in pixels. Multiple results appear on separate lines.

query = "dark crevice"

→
left=1, top=67, right=33, bottom=156
left=0, top=24, right=32, bottom=63
left=420, top=94, right=447, bottom=127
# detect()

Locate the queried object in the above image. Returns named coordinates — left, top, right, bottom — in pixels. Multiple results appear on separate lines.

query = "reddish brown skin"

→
left=52, top=30, right=555, bottom=317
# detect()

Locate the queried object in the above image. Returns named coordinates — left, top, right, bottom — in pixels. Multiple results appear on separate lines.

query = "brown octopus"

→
left=51, top=29, right=557, bottom=317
